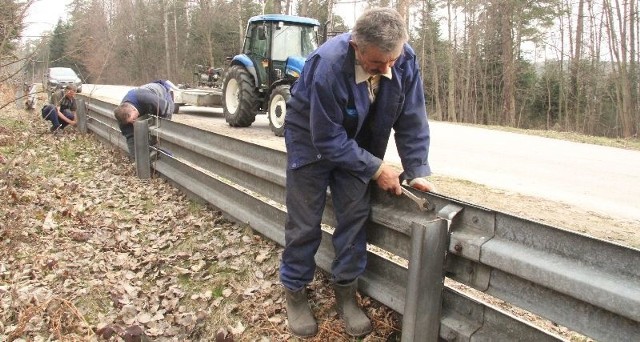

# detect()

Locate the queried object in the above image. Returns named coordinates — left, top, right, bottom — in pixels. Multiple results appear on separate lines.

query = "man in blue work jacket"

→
left=113, top=80, right=175, bottom=159
left=280, top=7, right=435, bottom=338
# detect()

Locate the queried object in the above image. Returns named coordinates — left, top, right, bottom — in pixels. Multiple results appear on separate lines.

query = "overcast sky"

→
left=23, top=0, right=71, bottom=41
left=21, top=0, right=363, bottom=38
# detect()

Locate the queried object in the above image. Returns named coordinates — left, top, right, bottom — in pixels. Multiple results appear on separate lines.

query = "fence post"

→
left=15, top=86, right=25, bottom=109
left=401, top=219, right=448, bottom=342
left=76, top=99, right=87, bottom=133
left=134, top=119, right=151, bottom=179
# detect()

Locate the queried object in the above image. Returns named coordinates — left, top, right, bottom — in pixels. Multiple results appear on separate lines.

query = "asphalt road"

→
left=83, top=84, right=640, bottom=222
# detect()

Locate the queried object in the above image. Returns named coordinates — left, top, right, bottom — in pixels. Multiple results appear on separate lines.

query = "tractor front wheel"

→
left=223, top=65, right=258, bottom=127
left=267, top=85, right=291, bottom=137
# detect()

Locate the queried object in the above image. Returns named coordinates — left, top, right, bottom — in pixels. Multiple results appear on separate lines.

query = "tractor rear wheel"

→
left=223, top=65, right=258, bottom=127
left=268, top=85, right=291, bottom=137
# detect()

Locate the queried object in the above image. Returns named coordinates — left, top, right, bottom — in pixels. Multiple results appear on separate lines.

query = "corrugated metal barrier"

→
left=77, top=96, right=640, bottom=341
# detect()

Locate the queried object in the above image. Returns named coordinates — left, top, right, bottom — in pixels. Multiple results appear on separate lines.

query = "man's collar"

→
left=354, top=62, right=392, bottom=84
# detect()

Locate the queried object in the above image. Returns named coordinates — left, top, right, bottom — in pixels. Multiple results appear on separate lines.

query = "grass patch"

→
left=74, top=291, right=113, bottom=324
left=141, top=198, right=155, bottom=211
left=58, top=143, right=78, bottom=162
left=210, top=285, right=224, bottom=298
left=186, top=200, right=206, bottom=215
left=0, top=117, right=26, bottom=130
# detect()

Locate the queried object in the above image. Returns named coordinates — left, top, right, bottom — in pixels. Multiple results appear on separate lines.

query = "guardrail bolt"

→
left=445, top=331, right=458, bottom=341
left=472, top=216, right=479, bottom=224
left=454, top=243, right=463, bottom=253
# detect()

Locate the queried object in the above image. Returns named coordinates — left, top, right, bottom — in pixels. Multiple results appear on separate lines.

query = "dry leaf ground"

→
left=1, top=85, right=634, bottom=342
left=0, top=86, right=404, bottom=341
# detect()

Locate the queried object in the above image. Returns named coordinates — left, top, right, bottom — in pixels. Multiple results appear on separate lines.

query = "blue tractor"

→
left=222, top=14, right=320, bottom=136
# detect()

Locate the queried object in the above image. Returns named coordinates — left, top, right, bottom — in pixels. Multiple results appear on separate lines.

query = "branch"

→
left=0, top=0, right=37, bottom=55
left=0, top=47, right=42, bottom=70
left=0, top=89, right=47, bottom=112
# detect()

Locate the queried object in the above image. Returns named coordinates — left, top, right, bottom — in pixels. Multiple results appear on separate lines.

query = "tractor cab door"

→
left=244, top=23, right=270, bottom=89
left=271, top=23, right=319, bottom=80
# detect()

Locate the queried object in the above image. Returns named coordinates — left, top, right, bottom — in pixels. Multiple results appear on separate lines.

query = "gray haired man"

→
left=280, top=7, right=435, bottom=338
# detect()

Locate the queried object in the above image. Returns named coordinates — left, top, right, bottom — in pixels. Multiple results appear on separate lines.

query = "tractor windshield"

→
left=271, top=24, right=318, bottom=61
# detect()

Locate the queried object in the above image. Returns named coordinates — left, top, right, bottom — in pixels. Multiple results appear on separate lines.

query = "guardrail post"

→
left=401, top=219, right=448, bottom=342
left=76, top=99, right=87, bottom=133
left=134, top=119, right=151, bottom=179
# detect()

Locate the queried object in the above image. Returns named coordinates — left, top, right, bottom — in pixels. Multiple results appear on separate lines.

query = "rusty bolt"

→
left=454, top=243, right=463, bottom=253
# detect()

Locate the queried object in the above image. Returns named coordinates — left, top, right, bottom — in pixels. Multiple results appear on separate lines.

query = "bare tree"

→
left=1, top=0, right=34, bottom=82
left=418, top=0, right=442, bottom=120
left=164, top=0, right=172, bottom=79
left=445, top=0, right=457, bottom=122
left=273, top=0, right=283, bottom=14
left=603, top=0, right=636, bottom=137
left=499, top=2, right=516, bottom=126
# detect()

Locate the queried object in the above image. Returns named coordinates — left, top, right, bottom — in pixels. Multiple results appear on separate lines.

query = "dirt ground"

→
left=430, top=176, right=640, bottom=249
left=1, top=87, right=634, bottom=341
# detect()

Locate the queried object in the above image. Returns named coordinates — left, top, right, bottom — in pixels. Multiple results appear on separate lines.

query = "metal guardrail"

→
left=77, top=96, right=640, bottom=341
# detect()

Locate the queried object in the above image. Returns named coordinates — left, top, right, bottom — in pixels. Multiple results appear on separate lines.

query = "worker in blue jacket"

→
left=113, top=80, right=175, bottom=159
left=280, top=7, right=435, bottom=338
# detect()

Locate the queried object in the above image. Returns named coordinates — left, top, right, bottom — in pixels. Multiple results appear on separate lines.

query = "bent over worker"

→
left=113, top=80, right=175, bottom=159
left=279, top=7, right=435, bottom=338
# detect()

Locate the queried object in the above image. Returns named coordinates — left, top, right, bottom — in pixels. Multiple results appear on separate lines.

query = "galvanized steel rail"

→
left=77, top=96, right=640, bottom=341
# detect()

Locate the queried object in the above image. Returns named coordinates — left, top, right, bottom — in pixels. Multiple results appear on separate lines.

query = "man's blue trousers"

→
left=280, top=159, right=371, bottom=291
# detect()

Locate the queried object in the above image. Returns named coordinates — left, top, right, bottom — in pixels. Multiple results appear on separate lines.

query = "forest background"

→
left=4, top=0, right=640, bottom=139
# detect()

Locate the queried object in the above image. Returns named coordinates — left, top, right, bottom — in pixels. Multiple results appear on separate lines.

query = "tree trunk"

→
left=570, top=0, right=584, bottom=131
left=396, top=0, right=410, bottom=24
left=300, top=0, right=309, bottom=17
left=238, top=1, right=243, bottom=49
left=446, top=0, right=457, bottom=122
left=173, top=0, right=179, bottom=78
left=603, top=0, right=635, bottom=137
left=424, top=1, right=441, bottom=120
left=629, top=0, right=639, bottom=136
left=500, top=3, right=516, bottom=126
left=164, top=0, right=171, bottom=79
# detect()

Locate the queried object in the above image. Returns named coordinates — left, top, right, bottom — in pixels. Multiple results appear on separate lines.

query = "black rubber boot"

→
left=284, top=287, right=318, bottom=338
left=334, top=280, right=373, bottom=337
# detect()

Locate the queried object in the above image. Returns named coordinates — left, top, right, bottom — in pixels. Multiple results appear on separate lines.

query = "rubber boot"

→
left=334, top=280, right=373, bottom=337
left=284, top=287, right=318, bottom=338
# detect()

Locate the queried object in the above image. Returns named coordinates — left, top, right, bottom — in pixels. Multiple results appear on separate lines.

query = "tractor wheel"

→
left=268, top=85, right=290, bottom=137
left=223, top=65, right=258, bottom=127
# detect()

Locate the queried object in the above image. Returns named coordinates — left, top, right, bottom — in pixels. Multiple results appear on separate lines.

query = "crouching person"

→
left=113, top=80, right=175, bottom=159
left=42, top=85, right=78, bottom=133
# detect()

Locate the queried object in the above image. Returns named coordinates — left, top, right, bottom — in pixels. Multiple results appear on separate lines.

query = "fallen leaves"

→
left=0, top=90, right=403, bottom=341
